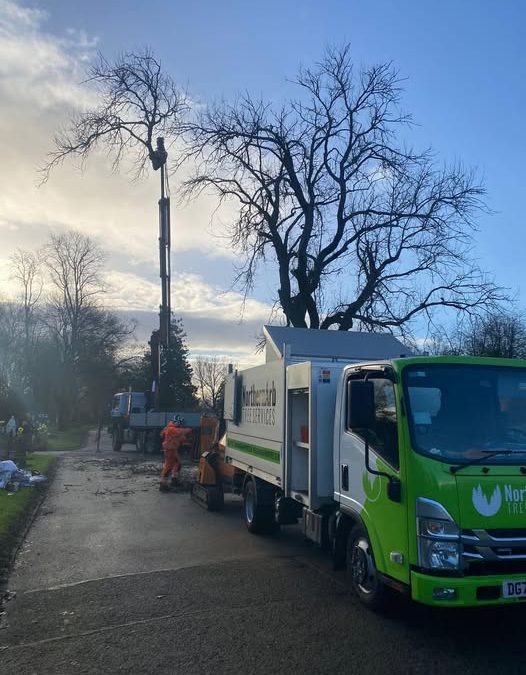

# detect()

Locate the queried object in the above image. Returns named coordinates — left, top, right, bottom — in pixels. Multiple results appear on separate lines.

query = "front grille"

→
left=464, top=528, right=526, bottom=539
left=466, top=560, right=526, bottom=576
left=486, top=528, right=526, bottom=539
left=462, top=528, right=526, bottom=575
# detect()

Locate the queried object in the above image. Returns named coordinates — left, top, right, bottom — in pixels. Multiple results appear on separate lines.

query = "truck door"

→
left=338, top=373, right=409, bottom=584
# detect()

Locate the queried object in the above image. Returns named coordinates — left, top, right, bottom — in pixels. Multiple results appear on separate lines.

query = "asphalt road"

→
left=1, top=433, right=525, bottom=674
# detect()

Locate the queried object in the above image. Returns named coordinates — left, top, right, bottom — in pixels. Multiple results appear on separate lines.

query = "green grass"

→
left=46, top=425, right=90, bottom=452
left=0, top=453, right=55, bottom=537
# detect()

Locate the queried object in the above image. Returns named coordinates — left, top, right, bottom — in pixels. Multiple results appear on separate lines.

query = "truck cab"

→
left=337, top=356, right=526, bottom=607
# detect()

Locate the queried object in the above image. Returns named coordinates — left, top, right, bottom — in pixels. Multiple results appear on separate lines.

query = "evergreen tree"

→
left=122, top=316, right=198, bottom=411
left=159, top=317, right=198, bottom=410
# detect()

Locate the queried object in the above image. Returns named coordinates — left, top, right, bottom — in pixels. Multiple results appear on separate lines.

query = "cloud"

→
left=105, top=268, right=275, bottom=366
left=0, top=1, right=235, bottom=261
left=0, top=1, right=273, bottom=359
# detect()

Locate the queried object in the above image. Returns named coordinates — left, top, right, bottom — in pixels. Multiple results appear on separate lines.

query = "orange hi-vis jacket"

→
left=160, top=422, right=192, bottom=451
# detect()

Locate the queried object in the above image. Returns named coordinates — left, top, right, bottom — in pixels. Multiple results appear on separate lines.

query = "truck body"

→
left=213, top=325, right=526, bottom=608
left=110, top=391, right=203, bottom=454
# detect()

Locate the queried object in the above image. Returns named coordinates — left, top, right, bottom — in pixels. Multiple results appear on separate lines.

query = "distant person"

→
left=159, top=418, right=193, bottom=492
left=5, top=415, right=17, bottom=458
left=5, top=416, right=17, bottom=437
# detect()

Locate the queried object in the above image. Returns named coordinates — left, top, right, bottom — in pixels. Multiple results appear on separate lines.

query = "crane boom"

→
left=148, top=137, right=170, bottom=408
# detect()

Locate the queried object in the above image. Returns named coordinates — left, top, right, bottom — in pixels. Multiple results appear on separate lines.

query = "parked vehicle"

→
left=193, top=325, right=526, bottom=608
left=110, top=391, right=206, bottom=455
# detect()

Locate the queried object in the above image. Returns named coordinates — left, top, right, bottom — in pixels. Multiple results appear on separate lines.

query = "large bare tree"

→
left=41, top=49, right=188, bottom=180
left=184, top=46, right=503, bottom=334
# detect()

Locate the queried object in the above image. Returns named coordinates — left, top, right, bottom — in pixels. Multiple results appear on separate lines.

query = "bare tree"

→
left=43, top=231, right=105, bottom=361
left=40, top=232, right=107, bottom=424
left=193, top=356, right=228, bottom=412
left=9, top=249, right=43, bottom=350
left=184, top=46, right=504, bottom=334
left=434, top=312, right=526, bottom=359
left=41, top=49, right=188, bottom=180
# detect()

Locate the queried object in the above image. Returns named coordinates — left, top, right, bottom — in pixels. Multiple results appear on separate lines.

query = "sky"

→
left=0, top=0, right=525, bottom=365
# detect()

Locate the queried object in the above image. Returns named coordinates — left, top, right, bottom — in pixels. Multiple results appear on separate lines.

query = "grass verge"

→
left=0, top=453, right=57, bottom=585
left=45, top=425, right=90, bottom=452
left=0, top=453, right=55, bottom=537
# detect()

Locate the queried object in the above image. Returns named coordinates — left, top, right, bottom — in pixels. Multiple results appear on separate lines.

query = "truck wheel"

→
left=135, top=432, right=146, bottom=454
left=346, top=525, right=386, bottom=610
left=112, top=426, right=122, bottom=452
left=143, top=432, right=157, bottom=455
left=243, top=478, right=278, bottom=535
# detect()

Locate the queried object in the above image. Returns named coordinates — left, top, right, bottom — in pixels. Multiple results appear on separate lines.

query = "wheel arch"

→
left=334, top=506, right=386, bottom=570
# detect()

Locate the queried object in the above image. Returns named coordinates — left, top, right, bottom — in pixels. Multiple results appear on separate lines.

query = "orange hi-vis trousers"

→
left=160, top=448, right=181, bottom=485
left=159, top=425, right=192, bottom=486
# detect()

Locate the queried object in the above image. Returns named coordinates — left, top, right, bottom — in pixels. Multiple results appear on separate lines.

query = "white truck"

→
left=199, top=325, right=526, bottom=608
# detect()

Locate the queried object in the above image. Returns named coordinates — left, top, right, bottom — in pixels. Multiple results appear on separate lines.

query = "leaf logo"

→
left=472, top=484, right=502, bottom=517
left=362, top=472, right=381, bottom=503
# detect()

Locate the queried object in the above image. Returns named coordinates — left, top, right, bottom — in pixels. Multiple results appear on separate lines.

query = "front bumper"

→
left=411, top=571, right=526, bottom=607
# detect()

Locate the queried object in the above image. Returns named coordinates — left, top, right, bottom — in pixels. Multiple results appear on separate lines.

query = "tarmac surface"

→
left=1, top=432, right=526, bottom=674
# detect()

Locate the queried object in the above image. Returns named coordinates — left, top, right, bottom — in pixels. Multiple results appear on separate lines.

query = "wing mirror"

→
left=347, top=380, right=375, bottom=429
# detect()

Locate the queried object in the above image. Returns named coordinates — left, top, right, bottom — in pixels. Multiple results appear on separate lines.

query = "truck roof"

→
left=263, top=325, right=411, bottom=363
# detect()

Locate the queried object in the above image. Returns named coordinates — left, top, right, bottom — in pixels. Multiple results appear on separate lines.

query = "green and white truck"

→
left=219, top=325, right=526, bottom=608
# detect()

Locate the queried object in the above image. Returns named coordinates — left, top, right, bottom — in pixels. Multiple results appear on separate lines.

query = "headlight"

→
left=416, top=498, right=461, bottom=571
left=418, top=538, right=460, bottom=570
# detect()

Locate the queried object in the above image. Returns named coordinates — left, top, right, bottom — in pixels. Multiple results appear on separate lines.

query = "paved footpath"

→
left=0, top=433, right=525, bottom=674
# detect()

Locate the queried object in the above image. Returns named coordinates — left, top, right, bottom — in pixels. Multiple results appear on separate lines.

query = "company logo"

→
left=472, top=484, right=502, bottom=517
left=241, top=381, right=277, bottom=426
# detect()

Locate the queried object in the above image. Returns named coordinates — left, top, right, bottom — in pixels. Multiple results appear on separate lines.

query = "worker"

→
left=159, top=417, right=193, bottom=492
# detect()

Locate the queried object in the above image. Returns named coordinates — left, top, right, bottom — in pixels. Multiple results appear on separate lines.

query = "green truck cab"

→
left=341, top=356, right=526, bottom=607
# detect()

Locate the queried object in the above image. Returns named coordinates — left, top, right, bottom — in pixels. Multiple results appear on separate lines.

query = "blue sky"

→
left=2, top=0, right=525, bottom=359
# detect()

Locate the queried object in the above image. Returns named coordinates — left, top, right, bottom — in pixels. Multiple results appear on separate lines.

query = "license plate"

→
left=502, top=580, right=526, bottom=598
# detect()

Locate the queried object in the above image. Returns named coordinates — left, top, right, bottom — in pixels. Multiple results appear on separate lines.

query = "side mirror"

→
left=347, top=380, right=375, bottom=429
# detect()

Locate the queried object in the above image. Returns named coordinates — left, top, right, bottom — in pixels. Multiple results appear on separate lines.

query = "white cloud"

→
left=0, top=0, right=236, bottom=262
left=0, top=1, right=271, bottom=358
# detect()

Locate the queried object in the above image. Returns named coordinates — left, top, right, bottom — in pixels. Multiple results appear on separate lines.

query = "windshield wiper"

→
left=450, top=450, right=526, bottom=474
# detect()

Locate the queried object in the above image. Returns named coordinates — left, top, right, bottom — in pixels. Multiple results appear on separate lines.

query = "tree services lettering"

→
left=241, top=381, right=277, bottom=426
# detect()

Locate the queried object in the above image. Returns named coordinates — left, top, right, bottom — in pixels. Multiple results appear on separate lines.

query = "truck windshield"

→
left=402, top=364, right=526, bottom=465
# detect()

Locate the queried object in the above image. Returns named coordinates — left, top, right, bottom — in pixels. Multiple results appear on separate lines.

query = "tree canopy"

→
left=184, top=45, right=504, bottom=334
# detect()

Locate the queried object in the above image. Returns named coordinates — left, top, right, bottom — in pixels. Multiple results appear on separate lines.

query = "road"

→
left=0, top=433, right=525, bottom=674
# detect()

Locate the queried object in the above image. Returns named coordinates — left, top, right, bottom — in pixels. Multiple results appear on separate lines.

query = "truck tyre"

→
left=112, top=426, right=122, bottom=452
left=242, top=478, right=278, bottom=535
left=144, top=432, right=157, bottom=455
left=136, top=432, right=146, bottom=454
left=346, top=525, right=386, bottom=610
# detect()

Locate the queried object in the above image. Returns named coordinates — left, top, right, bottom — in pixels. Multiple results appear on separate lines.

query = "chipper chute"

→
left=191, top=446, right=225, bottom=511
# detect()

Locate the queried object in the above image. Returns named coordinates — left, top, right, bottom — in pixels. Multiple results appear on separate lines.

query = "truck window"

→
left=349, top=377, right=399, bottom=470
left=403, top=363, right=526, bottom=464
